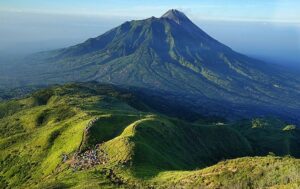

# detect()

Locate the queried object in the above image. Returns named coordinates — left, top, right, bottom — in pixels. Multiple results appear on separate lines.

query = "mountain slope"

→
left=149, top=156, right=300, bottom=189
left=2, top=9, right=300, bottom=120
left=0, top=83, right=299, bottom=188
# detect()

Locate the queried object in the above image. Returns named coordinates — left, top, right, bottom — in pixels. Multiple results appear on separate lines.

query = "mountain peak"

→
left=161, top=9, right=190, bottom=24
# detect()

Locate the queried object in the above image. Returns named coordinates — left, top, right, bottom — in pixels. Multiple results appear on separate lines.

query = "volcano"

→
left=6, top=9, right=300, bottom=120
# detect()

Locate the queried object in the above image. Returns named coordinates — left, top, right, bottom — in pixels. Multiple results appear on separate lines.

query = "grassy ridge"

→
left=0, top=83, right=299, bottom=188
left=126, top=117, right=252, bottom=177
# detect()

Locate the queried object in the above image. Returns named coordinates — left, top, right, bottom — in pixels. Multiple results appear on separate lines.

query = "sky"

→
left=0, top=0, right=299, bottom=67
left=1, top=0, right=300, bottom=22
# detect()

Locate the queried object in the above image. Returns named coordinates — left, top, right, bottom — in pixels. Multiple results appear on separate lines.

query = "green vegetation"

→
left=232, top=118, right=300, bottom=157
left=0, top=83, right=299, bottom=188
left=283, top=125, right=297, bottom=131
left=149, top=156, right=300, bottom=189
left=0, top=86, right=43, bottom=102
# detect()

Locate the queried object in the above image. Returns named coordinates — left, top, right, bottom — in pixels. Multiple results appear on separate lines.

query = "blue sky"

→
left=1, top=0, right=300, bottom=22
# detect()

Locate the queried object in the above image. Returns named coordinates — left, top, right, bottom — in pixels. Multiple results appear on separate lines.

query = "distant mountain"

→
left=2, top=9, right=300, bottom=121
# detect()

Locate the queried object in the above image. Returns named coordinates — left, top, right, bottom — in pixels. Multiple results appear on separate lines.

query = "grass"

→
left=149, top=156, right=300, bottom=189
left=231, top=118, right=300, bottom=157
left=0, top=83, right=299, bottom=188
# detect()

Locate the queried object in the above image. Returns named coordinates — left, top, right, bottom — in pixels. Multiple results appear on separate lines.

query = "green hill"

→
left=148, top=156, right=300, bottom=189
left=0, top=83, right=299, bottom=188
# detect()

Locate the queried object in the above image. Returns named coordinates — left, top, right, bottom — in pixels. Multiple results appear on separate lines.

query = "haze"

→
left=0, top=0, right=299, bottom=67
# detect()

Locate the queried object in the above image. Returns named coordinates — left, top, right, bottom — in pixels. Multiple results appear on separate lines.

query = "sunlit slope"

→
left=0, top=83, right=143, bottom=188
left=150, top=156, right=300, bottom=189
left=0, top=83, right=299, bottom=188
left=101, top=117, right=252, bottom=176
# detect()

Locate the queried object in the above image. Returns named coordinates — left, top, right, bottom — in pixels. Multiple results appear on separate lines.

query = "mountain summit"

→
left=161, top=9, right=191, bottom=24
left=6, top=9, right=300, bottom=120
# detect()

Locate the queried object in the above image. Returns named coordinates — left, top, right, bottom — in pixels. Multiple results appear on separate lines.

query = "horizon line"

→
left=1, top=8, right=300, bottom=25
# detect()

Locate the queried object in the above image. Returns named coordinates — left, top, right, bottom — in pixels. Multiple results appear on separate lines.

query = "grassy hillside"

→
left=149, top=156, right=300, bottom=189
left=231, top=118, right=300, bottom=157
left=0, top=83, right=299, bottom=188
